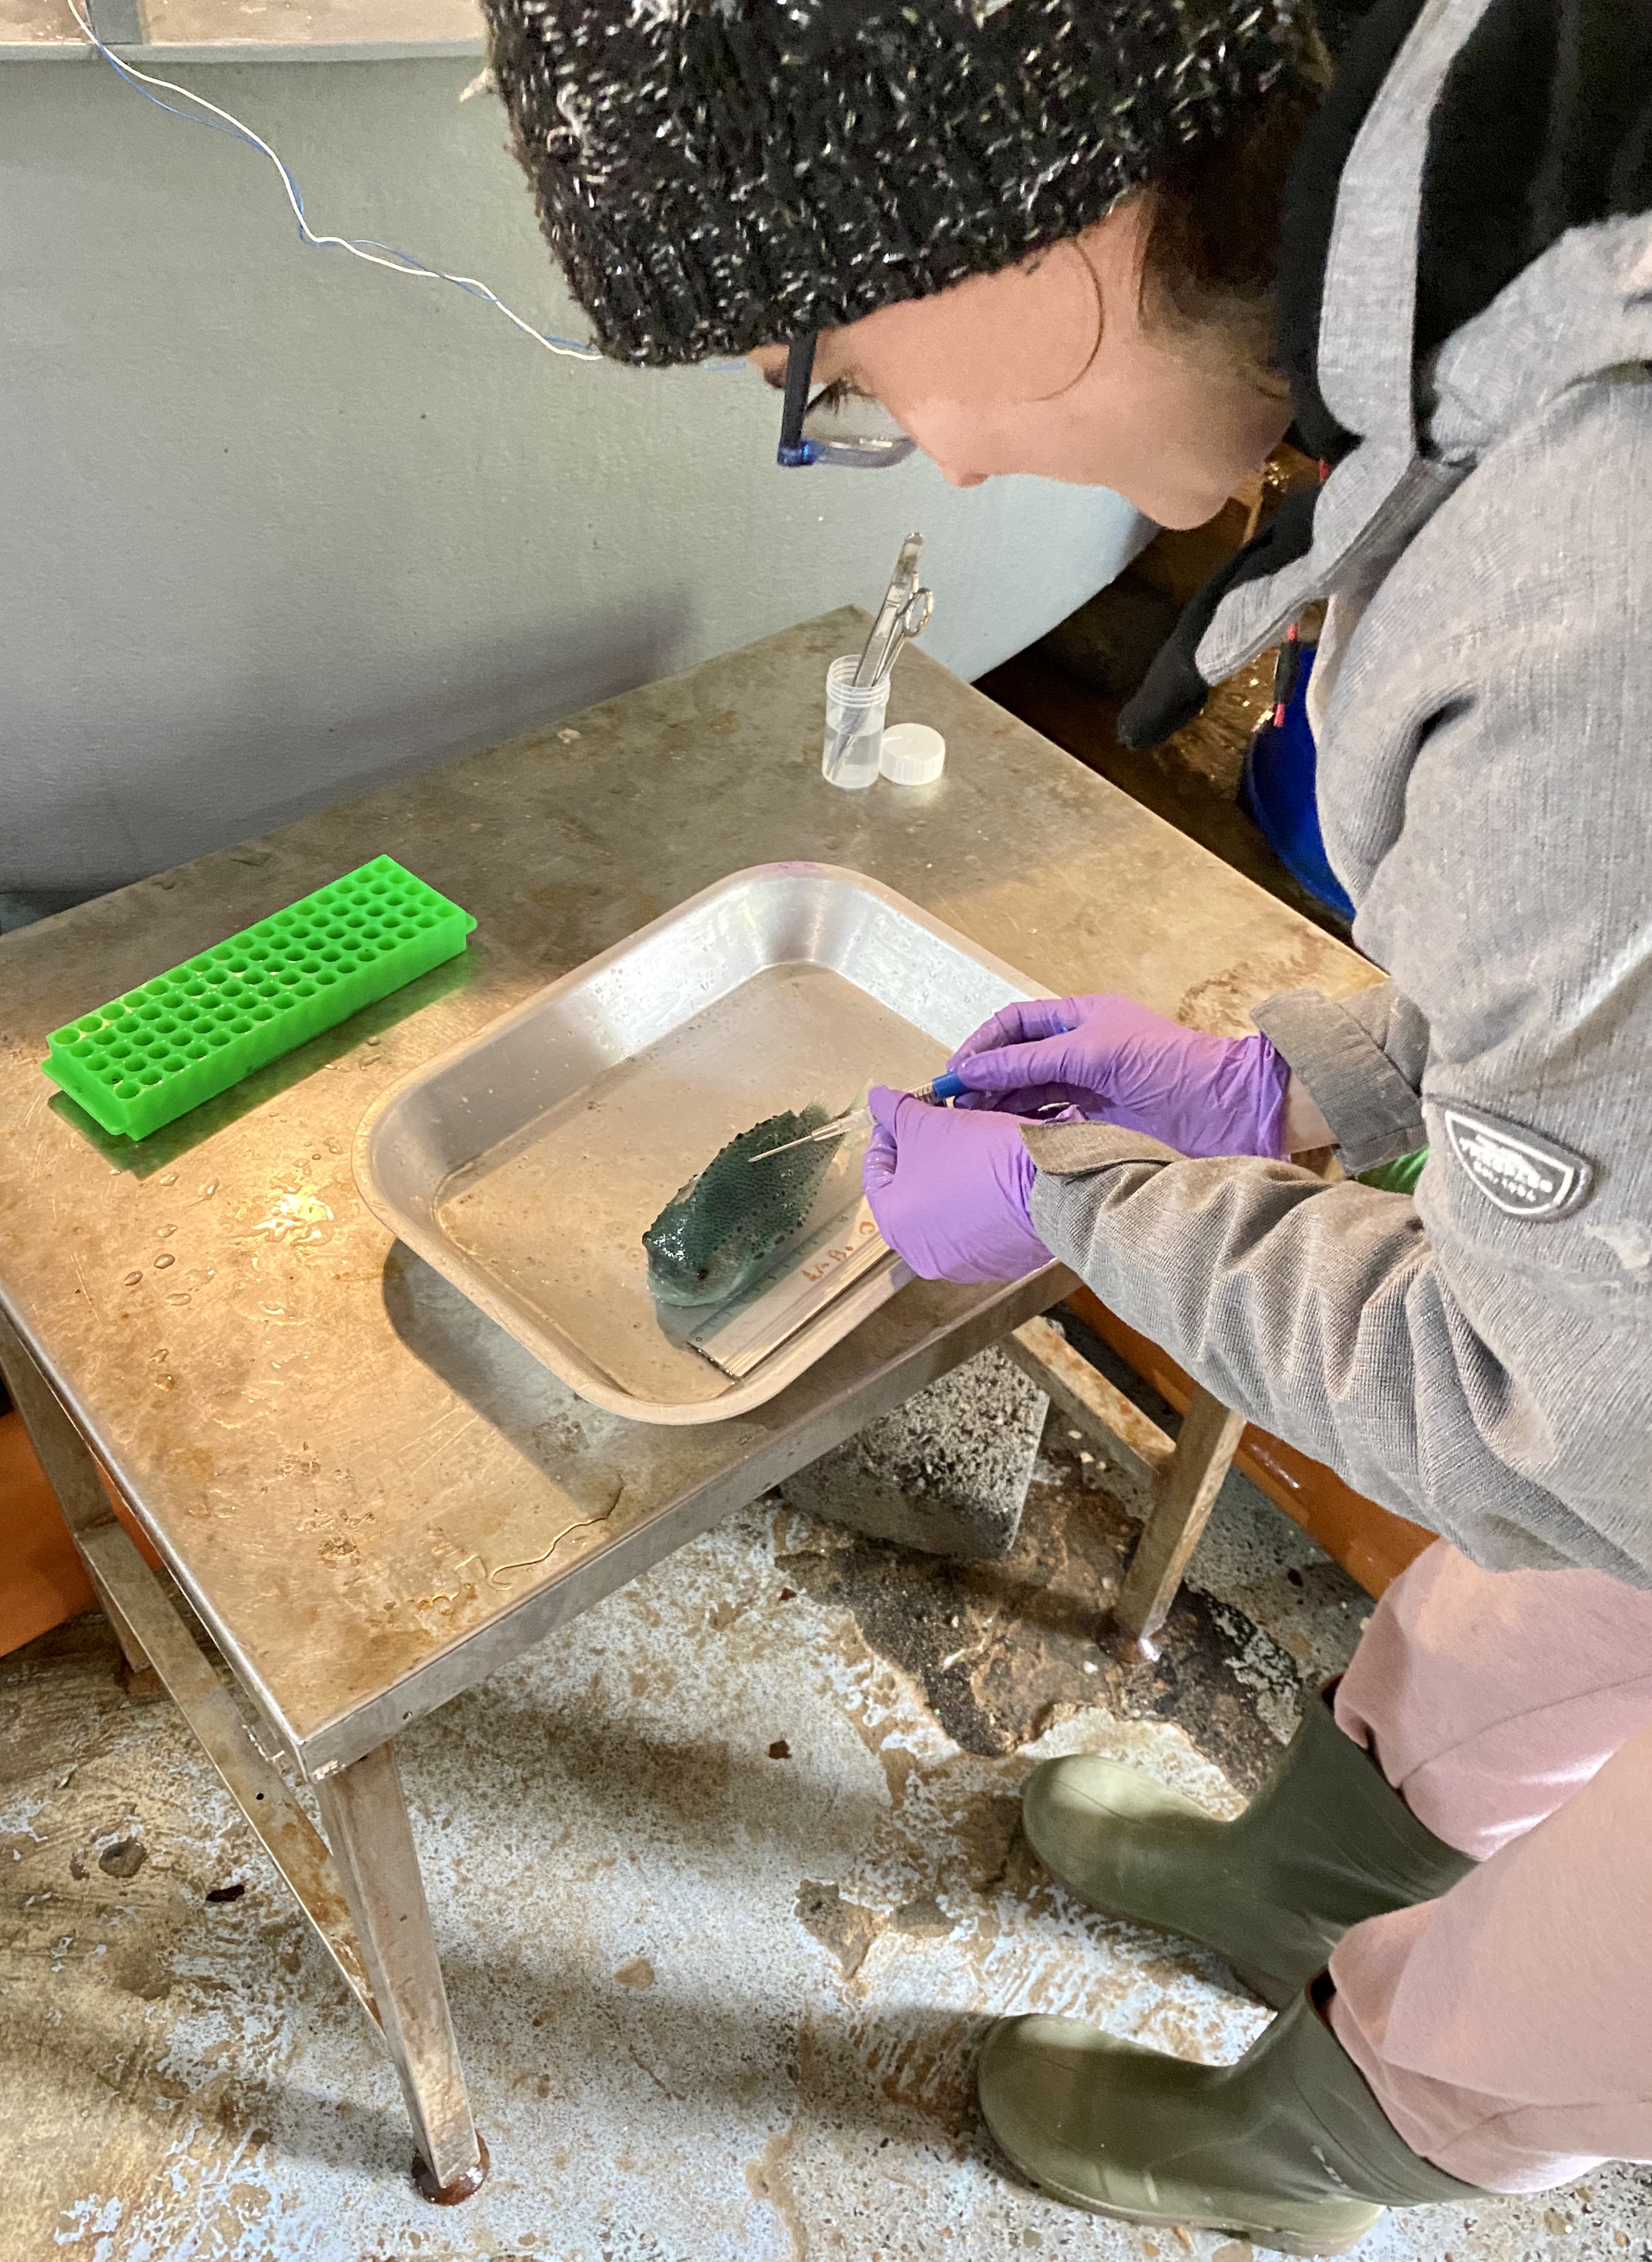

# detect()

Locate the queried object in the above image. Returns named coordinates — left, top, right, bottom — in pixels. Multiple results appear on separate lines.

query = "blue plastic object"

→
left=1238, top=648, right=1357, bottom=923
left=929, top=1071, right=968, bottom=1102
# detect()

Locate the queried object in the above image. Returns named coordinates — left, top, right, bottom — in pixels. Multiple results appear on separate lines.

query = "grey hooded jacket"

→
left=1026, top=0, right=1652, bottom=1584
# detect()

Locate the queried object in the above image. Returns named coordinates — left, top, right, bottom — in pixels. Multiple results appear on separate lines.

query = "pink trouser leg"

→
left=1332, top=1540, right=1652, bottom=1861
left=1322, top=1542, right=1652, bottom=2191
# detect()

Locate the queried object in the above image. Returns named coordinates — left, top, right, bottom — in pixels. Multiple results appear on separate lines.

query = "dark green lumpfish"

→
left=643, top=1107, right=841, bottom=1307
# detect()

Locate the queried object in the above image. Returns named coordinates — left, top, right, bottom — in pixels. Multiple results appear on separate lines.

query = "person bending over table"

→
left=478, top=0, right=1652, bottom=2248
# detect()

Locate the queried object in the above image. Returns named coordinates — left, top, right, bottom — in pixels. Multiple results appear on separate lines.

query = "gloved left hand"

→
left=861, top=1086, right=1052, bottom=1283
left=946, top=992, right=1291, bottom=1160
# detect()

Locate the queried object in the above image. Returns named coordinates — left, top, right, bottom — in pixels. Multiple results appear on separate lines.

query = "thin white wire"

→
left=63, top=0, right=606, bottom=361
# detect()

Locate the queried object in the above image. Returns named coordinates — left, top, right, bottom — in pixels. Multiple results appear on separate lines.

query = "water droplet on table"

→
left=154, top=1253, right=176, bottom=1270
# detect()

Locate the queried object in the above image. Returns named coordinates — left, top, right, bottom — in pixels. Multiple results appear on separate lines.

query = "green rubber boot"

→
left=1023, top=1688, right=1475, bottom=2007
left=978, top=1987, right=1489, bottom=2255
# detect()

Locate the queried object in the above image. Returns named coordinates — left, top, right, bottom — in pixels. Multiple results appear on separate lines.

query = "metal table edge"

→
left=0, top=1281, right=302, bottom=1762
left=293, top=1265, right=1072, bottom=1778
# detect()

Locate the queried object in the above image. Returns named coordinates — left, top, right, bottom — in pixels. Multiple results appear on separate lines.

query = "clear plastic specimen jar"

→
left=821, top=655, right=890, bottom=789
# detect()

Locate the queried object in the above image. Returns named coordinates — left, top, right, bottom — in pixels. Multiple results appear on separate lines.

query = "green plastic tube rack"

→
left=41, top=855, right=477, bottom=1141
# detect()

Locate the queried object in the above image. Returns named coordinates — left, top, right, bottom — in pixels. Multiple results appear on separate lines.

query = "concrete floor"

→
left=5, top=1409, right=1650, bottom=2262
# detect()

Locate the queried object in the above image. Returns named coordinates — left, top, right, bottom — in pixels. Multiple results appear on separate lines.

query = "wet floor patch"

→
left=777, top=1436, right=1318, bottom=1796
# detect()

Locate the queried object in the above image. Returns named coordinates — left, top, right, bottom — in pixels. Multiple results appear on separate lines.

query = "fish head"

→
left=641, top=1106, right=839, bottom=1309
left=645, top=1232, right=755, bottom=1307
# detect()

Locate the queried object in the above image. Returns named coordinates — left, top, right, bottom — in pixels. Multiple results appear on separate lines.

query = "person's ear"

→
left=841, top=236, right=1103, bottom=411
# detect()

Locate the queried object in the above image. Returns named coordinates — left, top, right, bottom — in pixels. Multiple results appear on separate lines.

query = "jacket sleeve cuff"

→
left=1252, top=985, right=1426, bottom=1174
left=1020, top=1121, right=1183, bottom=1177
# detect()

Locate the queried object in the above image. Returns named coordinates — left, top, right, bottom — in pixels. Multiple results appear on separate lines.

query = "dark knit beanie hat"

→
left=483, top=0, right=1320, bottom=366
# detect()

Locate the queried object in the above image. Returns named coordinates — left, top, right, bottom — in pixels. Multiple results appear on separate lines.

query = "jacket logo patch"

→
left=1441, top=1107, right=1593, bottom=1220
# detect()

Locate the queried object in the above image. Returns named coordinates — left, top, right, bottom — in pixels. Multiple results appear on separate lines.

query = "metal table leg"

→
left=1006, top=1315, right=1175, bottom=1492
left=0, top=1305, right=486, bottom=2202
left=1007, top=1317, right=1245, bottom=1650
left=1114, top=1385, right=1246, bottom=1648
left=316, top=1745, right=486, bottom=2201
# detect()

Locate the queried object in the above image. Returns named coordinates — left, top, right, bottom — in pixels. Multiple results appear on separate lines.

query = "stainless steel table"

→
left=0, top=607, right=1366, bottom=2197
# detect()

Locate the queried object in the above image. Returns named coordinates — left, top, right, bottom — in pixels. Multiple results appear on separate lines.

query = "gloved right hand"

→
left=947, top=993, right=1290, bottom=1160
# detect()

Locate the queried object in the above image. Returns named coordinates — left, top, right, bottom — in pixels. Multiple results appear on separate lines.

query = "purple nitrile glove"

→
left=861, top=1086, right=1053, bottom=1284
left=948, top=994, right=1290, bottom=1160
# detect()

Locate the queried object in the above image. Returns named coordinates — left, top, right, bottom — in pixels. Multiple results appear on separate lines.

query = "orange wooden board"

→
left=0, top=1409, right=96, bottom=1655
left=0, top=1410, right=163, bottom=1658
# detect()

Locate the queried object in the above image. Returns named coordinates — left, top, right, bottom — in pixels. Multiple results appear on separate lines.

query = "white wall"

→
left=1, top=55, right=1144, bottom=913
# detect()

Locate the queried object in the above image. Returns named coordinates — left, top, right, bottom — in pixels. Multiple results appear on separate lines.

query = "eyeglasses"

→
left=775, top=334, right=917, bottom=470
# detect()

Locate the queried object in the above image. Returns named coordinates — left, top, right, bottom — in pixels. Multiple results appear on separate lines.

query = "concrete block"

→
left=780, top=1346, right=1048, bottom=1559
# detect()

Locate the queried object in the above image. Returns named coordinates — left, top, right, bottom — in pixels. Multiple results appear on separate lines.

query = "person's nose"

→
left=938, top=463, right=989, bottom=489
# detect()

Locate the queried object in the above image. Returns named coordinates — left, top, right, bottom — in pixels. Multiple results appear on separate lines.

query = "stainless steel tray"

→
left=353, top=864, right=1047, bottom=1424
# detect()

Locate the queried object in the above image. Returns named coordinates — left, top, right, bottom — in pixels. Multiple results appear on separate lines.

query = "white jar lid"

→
left=879, top=722, right=946, bottom=785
